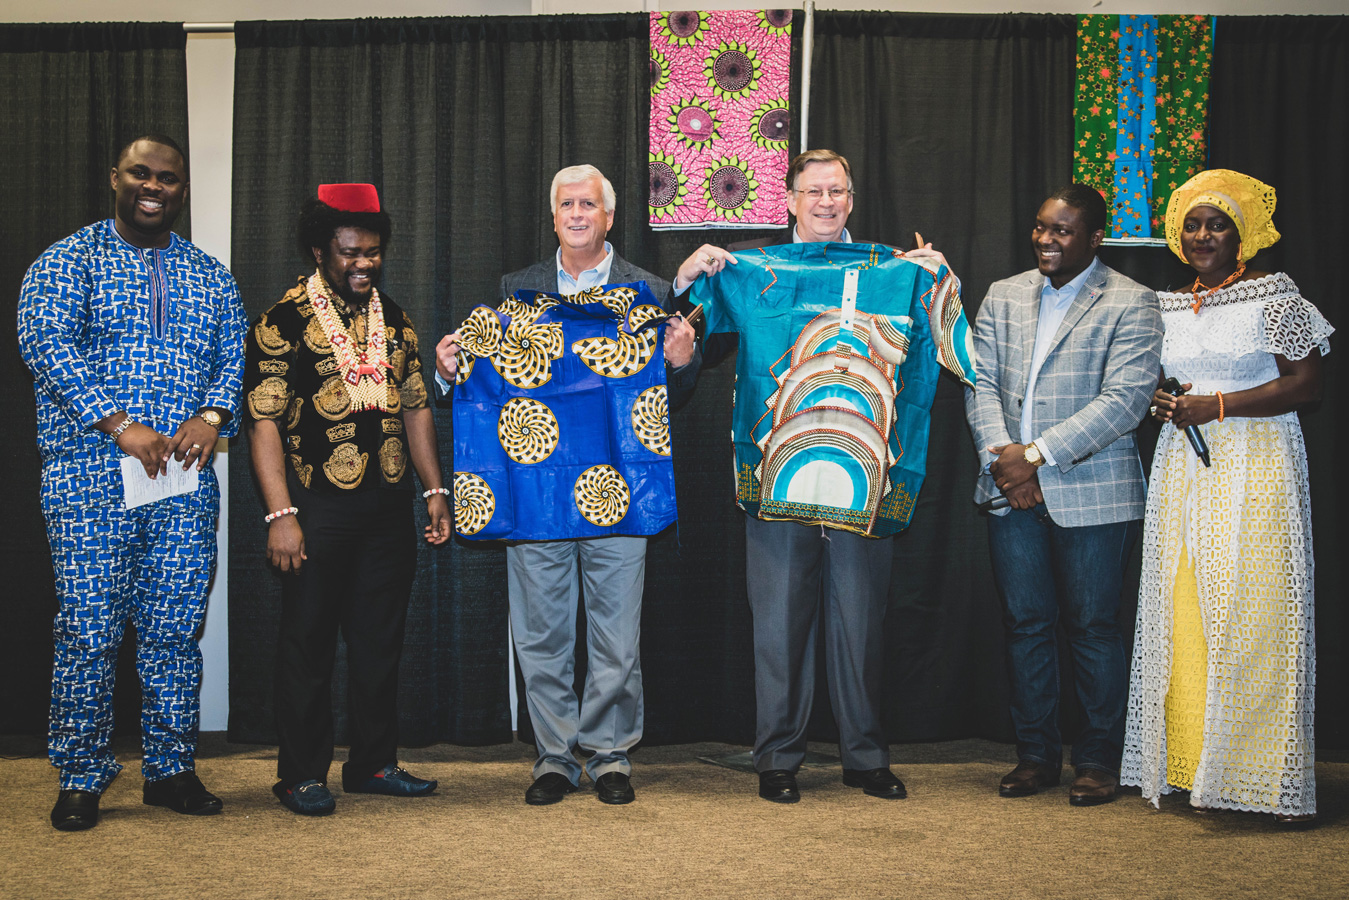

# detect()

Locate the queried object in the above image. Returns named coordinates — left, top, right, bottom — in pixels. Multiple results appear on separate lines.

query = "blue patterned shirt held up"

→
left=690, top=242, right=976, bottom=537
left=449, top=282, right=677, bottom=541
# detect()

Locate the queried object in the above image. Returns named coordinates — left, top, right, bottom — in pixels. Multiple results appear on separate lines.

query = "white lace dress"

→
left=1120, top=273, right=1333, bottom=816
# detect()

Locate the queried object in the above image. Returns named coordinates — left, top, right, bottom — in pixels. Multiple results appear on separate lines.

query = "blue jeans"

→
left=988, top=505, right=1139, bottom=774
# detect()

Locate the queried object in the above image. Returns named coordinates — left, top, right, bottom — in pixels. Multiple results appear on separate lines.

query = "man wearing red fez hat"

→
left=434, top=164, right=697, bottom=806
left=242, top=183, right=452, bottom=816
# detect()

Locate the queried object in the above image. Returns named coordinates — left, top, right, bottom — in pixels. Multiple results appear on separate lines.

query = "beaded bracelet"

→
left=264, top=506, right=298, bottom=524
left=423, top=487, right=451, bottom=499
left=1215, top=391, right=1225, bottom=423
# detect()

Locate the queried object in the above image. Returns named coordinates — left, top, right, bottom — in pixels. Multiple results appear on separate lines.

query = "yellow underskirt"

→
left=1165, top=545, right=1207, bottom=791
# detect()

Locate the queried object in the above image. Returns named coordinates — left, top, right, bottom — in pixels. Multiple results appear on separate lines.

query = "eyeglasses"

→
left=793, top=188, right=852, bottom=201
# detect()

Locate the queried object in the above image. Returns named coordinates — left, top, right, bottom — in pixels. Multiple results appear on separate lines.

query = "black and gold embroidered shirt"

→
left=243, top=278, right=429, bottom=493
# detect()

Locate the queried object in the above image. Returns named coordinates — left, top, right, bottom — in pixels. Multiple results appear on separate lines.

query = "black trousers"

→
left=274, top=478, right=417, bottom=788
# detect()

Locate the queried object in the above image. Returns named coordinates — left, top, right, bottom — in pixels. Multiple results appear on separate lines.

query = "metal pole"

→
left=799, top=0, right=814, bottom=152
left=183, top=23, right=235, bottom=33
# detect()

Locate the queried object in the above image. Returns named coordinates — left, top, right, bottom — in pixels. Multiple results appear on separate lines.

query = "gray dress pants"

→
left=507, top=535, right=646, bottom=783
left=745, top=516, right=893, bottom=773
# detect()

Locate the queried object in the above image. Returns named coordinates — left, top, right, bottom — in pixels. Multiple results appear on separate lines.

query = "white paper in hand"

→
left=121, top=456, right=200, bottom=509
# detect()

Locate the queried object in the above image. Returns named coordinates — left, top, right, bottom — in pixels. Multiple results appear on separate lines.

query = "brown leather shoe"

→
left=1068, top=768, right=1118, bottom=806
left=999, top=760, right=1061, bottom=797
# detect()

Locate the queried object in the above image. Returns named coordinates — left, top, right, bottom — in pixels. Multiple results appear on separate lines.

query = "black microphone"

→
left=977, top=495, right=1010, bottom=513
left=1160, top=375, right=1211, bottom=467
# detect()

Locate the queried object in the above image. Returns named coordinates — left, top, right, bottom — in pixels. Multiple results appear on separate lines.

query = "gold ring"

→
left=705, top=255, right=715, bottom=264
left=191, top=443, right=202, bottom=450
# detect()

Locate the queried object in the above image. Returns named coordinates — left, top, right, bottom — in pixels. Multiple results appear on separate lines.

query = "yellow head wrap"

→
left=1165, top=169, right=1280, bottom=264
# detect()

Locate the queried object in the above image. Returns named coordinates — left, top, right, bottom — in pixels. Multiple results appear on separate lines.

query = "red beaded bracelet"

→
left=264, top=506, right=298, bottom=524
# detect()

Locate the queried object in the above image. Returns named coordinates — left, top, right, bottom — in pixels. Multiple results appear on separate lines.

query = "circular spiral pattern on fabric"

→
left=712, top=49, right=753, bottom=94
left=498, top=397, right=560, bottom=464
left=675, top=104, right=716, bottom=145
left=709, top=164, right=751, bottom=210
left=758, top=107, right=789, bottom=142
left=667, top=11, right=702, bottom=38
left=574, top=464, right=630, bottom=527
left=455, top=306, right=505, bottom=385
left=453, top=472, right=495, bottom=536
left=650, top=161, right=678, bottom=208
left=627, top=304, right=665, bottom=330
left=495, top=321, right=563, bottom=389
left=631, top=386, right=671, bottom=456
left=458, top=306, right=504, bottom=356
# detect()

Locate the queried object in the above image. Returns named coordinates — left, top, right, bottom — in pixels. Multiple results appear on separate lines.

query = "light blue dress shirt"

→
left=556, top=241, right=614, bottom=294
left=1020, top=257, right=1101, bottom=466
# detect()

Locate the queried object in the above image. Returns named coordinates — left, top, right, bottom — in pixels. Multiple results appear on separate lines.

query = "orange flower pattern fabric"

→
left=1074, top=15, right=1213, bottom=239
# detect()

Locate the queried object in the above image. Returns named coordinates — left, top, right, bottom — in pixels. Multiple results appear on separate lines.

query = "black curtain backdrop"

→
left=5, top=13, right=1339, bottom=758
left=0, top=23, right=190, bottom=735
left=226, top=12, right=1347, bottom=754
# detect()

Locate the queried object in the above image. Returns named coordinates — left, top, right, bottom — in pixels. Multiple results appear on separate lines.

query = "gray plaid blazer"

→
left=963, top=260, right=1163, bottom=527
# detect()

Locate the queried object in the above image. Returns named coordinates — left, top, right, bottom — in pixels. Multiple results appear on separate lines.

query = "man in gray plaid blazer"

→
left=964, top=184, right=1162, bottom=806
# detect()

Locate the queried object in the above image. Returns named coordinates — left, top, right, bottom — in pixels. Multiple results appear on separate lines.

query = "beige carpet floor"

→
left=1, top=735, right=1345, bottom=900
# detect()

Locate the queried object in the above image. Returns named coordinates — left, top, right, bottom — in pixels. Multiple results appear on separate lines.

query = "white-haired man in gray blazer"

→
left=435, top=165, right=697, bottom=807
left=965, top=184, right=1162, bottom=807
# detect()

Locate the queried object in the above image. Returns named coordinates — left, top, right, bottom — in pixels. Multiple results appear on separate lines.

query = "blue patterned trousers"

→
left=44, top=492, right=217, bottom=793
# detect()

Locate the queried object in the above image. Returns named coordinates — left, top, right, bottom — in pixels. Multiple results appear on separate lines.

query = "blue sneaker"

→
left=343, top=764, right=438, bottom=797
left=274, top=779, right=336, bottom=816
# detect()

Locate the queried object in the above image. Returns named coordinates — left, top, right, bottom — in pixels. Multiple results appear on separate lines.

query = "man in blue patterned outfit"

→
left=18, top=135, right=246, bottom=831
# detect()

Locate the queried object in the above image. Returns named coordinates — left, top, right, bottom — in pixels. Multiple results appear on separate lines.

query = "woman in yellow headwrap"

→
left=1120, top=169, right=1333, bottom=822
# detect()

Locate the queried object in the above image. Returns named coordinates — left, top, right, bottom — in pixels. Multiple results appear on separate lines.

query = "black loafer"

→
left=51, top=789, right=100, bottom=831
left=842, top=767, right=908, bottom=799
left=525, top=772, right=578, bottom=806
left=595, top=771, right=636, bottom=805
left=143, top=770, right=223, bottom=815
left=758, top=769, right=800, bottom=804
left=343, top=764, right=438, bottom=797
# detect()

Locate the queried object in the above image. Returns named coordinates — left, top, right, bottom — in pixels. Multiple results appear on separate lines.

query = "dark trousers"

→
left=988, top=505, right=1139, bottom=774
left=274, top=480, right=416, bottom=788
left=745, top=516, right=893, bottom=773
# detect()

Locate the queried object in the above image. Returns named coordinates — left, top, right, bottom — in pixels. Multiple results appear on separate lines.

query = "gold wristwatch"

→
left=198, top=409, right=224, bottom=429
left=1023, top=442, right=1046, bottom=467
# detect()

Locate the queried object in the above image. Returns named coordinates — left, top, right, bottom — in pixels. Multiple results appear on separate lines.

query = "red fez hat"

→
left=317, top=183, right=381, bottom=213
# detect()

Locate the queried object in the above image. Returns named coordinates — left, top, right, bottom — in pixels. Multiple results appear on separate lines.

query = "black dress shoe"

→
left=51, top=789, right=100, bottom=831
left=525, top=772, right=578, bottom=806
left=143, top=770, right=223, bottom=815
left=595, top=771, right=636, bottom=805
left=758, top=769, right=800, bottom=804
left=999, top=760, right=1062, bottom=797
left=842, top=767, right=908, bottom=799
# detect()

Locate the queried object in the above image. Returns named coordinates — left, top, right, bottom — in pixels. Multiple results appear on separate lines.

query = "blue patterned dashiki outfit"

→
left=450, top=282, right=677, bottom=541
left=17, top=219, right=246, bottom=793
left=690, top=241, right=976, bottom=537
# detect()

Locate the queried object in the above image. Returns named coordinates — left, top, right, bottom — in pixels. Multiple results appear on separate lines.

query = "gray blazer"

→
left=964, top=260, right=1163, bottom=528
left=500, top=252, right=700, bottom=409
